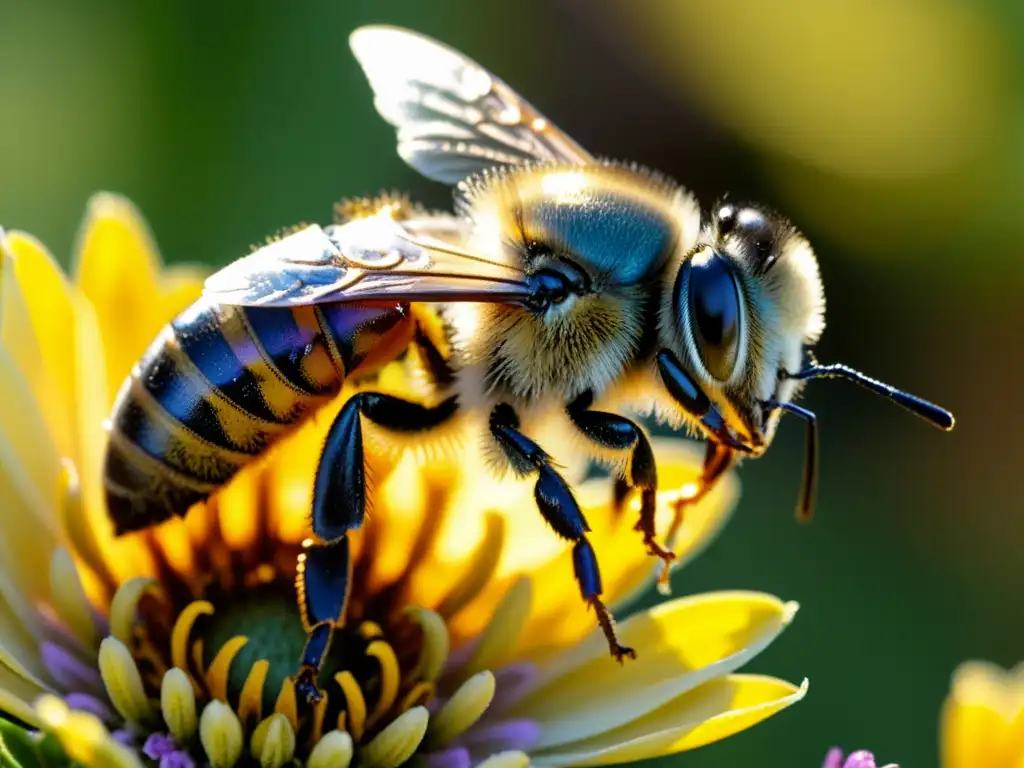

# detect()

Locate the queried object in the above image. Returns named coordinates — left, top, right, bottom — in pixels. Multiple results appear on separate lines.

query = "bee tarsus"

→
left=490, top=402, right=636, bottom=660
left=656, top=442, right=736, bottom=595
left=567, top=390, right=675, bottom=568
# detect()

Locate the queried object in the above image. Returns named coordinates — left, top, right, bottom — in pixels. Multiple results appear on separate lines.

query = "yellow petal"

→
left=531, top=675, right=807, bottom=767
left=477, top=751, right=531, bottom=768
left=36, top=694, right=144, bottom=768
left=509, top=592, right=797, bottom=748
left=48, top=548, right=99, bottom=649
left=200, top=699, right=244, bottom=768
left=940, top=660, right=1024, bottom=768
left=0, top=230, right=77, bottom=457
left=308, top=729, right=354, bottom=768
left=73, top=192, right=202, bottom=404
left=0, top=672, right=45, bottom=727
left=455, top=577, right=532, bottom=683
left=360, top=706, right=429, bottom=768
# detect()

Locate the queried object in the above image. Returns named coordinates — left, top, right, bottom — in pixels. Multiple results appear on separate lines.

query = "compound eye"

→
left=686, top=253, right=742, bottom=381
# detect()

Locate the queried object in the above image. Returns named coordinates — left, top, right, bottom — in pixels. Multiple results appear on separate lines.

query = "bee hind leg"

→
left=566, top=391, right=675, bottom=567
left=294, top=391, right=461, bottom=703
left=294, top=535, right=351, bottom=705
left=489, top=403, right=635, bottom=662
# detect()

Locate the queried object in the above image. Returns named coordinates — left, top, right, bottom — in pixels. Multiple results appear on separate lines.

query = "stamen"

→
left=334, top=671, right=367, bottom=742
left=250, top=712, right=296, bottom=768
left=476, top=750, right=530, bottom=768
left=273, top=677, right=299, bottom=732
left=454, top=577, right=531, bottom=683
left=427, top=671, right=495, bottom=748
left=171, top=600, right=214, bottom=679
left=366, top=640, right=401, bottom=727
left=308, top=693, right=329, bottom=747
left=360, top=706, right=429, bottom=768
left=436, top=514, right=505, bottom=619
left=307, top=729, right=354, bottom=768
left=199, top=699, right=243, bottom=768
left=404, top=606, right=449, bottom=683
left=161, top=667, right=198, bottom=743
left=97, top=637, right=154, bottom=724
left=205, top=636, right=249, bottom=703
left=48, top=548, right=100, bottom=648
left=190, top=640, right=205, bottom=684
left=400, top=681, right=436, bottom=712
left=237, top=659, right=270, bottom=725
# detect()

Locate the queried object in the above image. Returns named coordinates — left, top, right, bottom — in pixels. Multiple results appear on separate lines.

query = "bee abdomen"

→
left=103, top=299, right=340, bottom=534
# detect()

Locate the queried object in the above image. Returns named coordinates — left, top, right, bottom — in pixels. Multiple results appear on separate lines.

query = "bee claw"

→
left=643, top=537, right=676, bottom=565
left=612, top=644, right=637, bottom=663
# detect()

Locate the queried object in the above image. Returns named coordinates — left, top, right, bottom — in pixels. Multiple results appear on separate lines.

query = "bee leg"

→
left=295, top=535, right=351, bottom=705
left=490, top=403, right=635, bottom=662
left=295, top=391, right=460, bottom=703
left=566, top=391, right=675, bottom=567
left=655, top=441, right=735, bottom=595
left=312, top=391, right=461, bottom=542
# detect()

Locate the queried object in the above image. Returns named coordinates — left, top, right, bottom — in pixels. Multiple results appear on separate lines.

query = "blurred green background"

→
left=2, top=0, right=1021, bottom=764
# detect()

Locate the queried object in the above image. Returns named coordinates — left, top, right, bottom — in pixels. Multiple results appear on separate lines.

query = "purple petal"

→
left=111, top=730, right=135, bottom=748
left=485, top=662, right=539, bottom=717
left=822, top=748, right=845, bottom=768
left=426, top=747, right=471, bottom=768
left=41, top=642, right=103, bottom=692
left=456, top=719, right=541, bottom=753
left=64, top=693, right=114, bottom=723
left=844, top=751, right=879, bottom=768
left=159, top=752, right=196, bottom=768
left=144, top=733, right=178, bottom=758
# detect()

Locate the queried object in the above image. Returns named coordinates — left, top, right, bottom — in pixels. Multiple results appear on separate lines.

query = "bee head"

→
left=659, top=201, right=953, bottom=521
left=659, top=202, right=825, bottom=453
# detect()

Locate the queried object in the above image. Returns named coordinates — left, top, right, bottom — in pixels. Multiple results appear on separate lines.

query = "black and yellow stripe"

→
left=103, top=297, right=412, bottom=534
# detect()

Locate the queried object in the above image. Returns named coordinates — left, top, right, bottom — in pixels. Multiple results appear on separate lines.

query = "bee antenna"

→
left=789, top=363, right=955, bottom=431
left=766, top=400, right=818, bottom=523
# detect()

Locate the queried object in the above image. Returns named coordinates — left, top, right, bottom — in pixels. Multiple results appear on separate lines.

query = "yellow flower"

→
left=940, top=660, right=1024, bottom=768
left=0, top=194, right=806, bottom=767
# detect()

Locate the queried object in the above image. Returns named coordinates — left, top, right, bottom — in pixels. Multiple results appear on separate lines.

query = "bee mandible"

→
left=103, top=26, right=954, bottom=703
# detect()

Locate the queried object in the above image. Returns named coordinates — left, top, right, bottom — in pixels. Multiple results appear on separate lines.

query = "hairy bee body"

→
left=104, top=293, right=414, bottom=533
left=98, top=25, right=954, bottom=697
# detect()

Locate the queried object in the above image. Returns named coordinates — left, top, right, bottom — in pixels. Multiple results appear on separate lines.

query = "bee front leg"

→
left=489, top=403, right=635, bottom=663
left=566, top=391, right=675, bottom=568
left=655, top=441, right=735, bottom=595
left=294, top=391, right=460, bottom=703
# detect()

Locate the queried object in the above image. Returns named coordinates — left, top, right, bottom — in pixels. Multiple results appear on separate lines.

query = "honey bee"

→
left=103, top=26, right=954, bottom=702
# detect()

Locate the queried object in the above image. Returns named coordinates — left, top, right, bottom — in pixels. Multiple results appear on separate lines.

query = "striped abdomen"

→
left=104, top=297, right=414, bottom=534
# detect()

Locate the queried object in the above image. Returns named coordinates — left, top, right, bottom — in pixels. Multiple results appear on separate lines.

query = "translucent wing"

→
left=203, top=214, right=531, bottom=308
left=349, top=25, right=594, bottom=184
